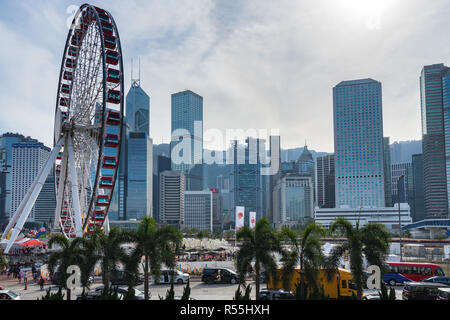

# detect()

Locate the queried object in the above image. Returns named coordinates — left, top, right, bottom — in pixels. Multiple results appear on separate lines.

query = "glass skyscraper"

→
left=126, top=80, right=150, bottom=134
left=170, top=90, right=203, bottom=190
left=420, top=64, right=449, bottom=218
left=333, top=78, right=385, bottom=208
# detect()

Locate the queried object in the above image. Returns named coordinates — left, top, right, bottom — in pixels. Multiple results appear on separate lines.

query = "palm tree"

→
left=90, top=227, right=130, bottom=293
left=77, top=235, right=100, bottom=296
left=127, top=217, right=182, bottom=300
left=235, top=217, right=281, bottom=300
left=47, top=235, right=85, bottom=300
left=280, top=222, right=326, bottom=299
left=325, top=217, right=391, bottom=299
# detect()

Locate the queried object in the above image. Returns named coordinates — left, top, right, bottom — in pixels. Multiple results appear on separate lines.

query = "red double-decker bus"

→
left=384, top=262, right=445, bottom=285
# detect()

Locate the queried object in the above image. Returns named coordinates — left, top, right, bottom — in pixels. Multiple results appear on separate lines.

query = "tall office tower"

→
left=127, top=132, right=153, bottom=220
left=184, top=190, right=212, bottom=232
left=126, top=79, right=150, bottom=134
left=272, top=175, right=313, bottom=226
left=170, top=90, right=203, bottom=191
left=159, top=170, right=185, bottom=228
left=391, top=162, right=412, bottom=205
left=10, top=142, right=56, bottom=223
left=333, top=78, right=386, bottom=208
left=153, top=155, right=171, bottom=222
left=412, top=154, right=425, bottom=221
left=211, top=188, right=223, bottom=231
left=109, top=120, right=130, bottom=221
left=267, top=135, right=281, bottom=224
left=420, top=64, right=449, bottom=218
left=383, top=137, right=393, bottom=207
left=316, top=154, right=335, bottom=208
left=295, top=145, right=315, bottom=204
left=231, top=138, right=265, bottom=223
left=0, top=133, right=39, bottom=226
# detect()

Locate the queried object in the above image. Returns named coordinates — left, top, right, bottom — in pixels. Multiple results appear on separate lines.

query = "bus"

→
left=384, top=262, right=445, bottom=286
left=267, top=267, right=357, bottom=299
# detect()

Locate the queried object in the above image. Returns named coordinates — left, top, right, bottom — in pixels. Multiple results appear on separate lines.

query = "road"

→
left=0, top=276, right=405, bottom=300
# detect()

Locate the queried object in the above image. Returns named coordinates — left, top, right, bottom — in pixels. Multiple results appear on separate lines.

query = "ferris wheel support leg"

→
left=67, top=136, right=83, bottom=237
left=104, top=215, right=110, bottom=235
left=52, top=135, right=69, bottom=231
left=2, top=138, right=65, bottom=254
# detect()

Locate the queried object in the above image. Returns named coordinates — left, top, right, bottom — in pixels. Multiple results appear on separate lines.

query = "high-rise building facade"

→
left=231, top=138, right=265, bottom=223
left=0, top=133, right=39, bottom=226
left=10, top=142, right=55, bottom=223
left=333, top=78, right=385, bottom=208
left=295, top=145, right=315, bottom=204
left=159, top=170, right=185, bottom=228
left=316, top=154, right=335, bottom=208
left=126, top=132, right=153, bottom=220
left=272, top=175, right=313, bottom=227
left=184, top=191, right=212, bottom=232
left=391, top=162, right=412, bottom=205
left=126, top=80, right=150, bottom=134
left=153, top=155, right=171, bottom=222
left=412, top=154, right=425, bottom=221
left=420, top=64, right=449, bottom=218
left=383, top=137, right=393, bottom=207
left=170, top=90, right=203, bottom=190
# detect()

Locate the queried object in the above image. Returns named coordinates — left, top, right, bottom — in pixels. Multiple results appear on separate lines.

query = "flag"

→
left=249, top=212, right=256, bottom=229
left=235, top=206, right=245, bottom=231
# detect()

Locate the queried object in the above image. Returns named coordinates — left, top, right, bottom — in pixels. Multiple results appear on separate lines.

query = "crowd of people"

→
left=3, top=262, right=47, bottom=290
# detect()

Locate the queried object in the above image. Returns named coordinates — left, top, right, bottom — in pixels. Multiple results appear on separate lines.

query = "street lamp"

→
left=397, top=175, right=404, bottom=262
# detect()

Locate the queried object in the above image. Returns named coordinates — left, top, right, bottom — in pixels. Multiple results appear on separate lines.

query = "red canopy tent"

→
left=18, top=239, right=47, bottom=246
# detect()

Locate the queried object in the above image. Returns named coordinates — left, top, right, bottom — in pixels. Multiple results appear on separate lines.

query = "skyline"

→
left=2, top=0, right=450, bottom=152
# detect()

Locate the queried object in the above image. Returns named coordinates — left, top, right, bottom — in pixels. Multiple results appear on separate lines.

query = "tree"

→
left=0, top=250, right=8, bottom=271
left=90, top=228, right=130, bottom=293
left=325, top=218, right=391, bottom=299
left=47, top=235, right=86, bottom=300
left=159, top=282, right=175, bottom=300
left=280, top=222, right=326, bottom=299
left=39, top=287, right=65, bottom=300
left=233, top=283, right=252, bottom=300
left=235, top=217, right=281, bottom=300
left=180, top=279, right=191, bottom=300
left=127, top=216, right=182, bottom=300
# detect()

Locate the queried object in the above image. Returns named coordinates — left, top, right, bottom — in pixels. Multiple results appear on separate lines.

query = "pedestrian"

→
left=32, top=265, right=37, bottom=282
left=18, top=268, right=22, bottom=283
left=38, top=276, right=45, bottom=290
left=23, top=270, right=28, bottom=289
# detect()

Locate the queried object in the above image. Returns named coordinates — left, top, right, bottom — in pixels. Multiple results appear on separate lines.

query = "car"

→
left=258, top=289, right=295, bottom=300
left=437, top=287, right=450, bottom=300
left=51, top=270, right=94, bottom=285
left=362, top=294, right=381, bottom=300
left=94, top=285, right=146, bottom=300
left=422, top=276, right=450, bottom=286
left=402, top=282, right=449, bottom=300
left=0, top=290, right=21, bottom=300
left=110, top=270, right=144, bottom=286
left=154, top=269, right=190, bottom=285
left=201, top=268, right=238, bottom=284
left=76, top=291, right=124, bottom=300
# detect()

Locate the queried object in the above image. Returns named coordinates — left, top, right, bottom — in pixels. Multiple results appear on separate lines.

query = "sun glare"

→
left=338, top=0, right=393, bottom=29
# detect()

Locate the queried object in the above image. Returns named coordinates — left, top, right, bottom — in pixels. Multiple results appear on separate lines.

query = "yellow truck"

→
left=267, top=267, right=357, bottom=299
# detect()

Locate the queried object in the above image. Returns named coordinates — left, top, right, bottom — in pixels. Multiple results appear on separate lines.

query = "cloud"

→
left=1, top=0, right=450, bottom=152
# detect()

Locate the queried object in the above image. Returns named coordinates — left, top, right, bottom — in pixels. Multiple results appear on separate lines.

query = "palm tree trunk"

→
left=255, top=262, right=260, bottom=300
left=144, top=255, right=149, bottom=300
left=104, top=259, right=110, bottom=292
left=67, top=288, right=71, bottom=301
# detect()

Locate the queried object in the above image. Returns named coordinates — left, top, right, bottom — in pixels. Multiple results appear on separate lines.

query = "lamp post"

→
left=398, top=175, right=404, bottom=262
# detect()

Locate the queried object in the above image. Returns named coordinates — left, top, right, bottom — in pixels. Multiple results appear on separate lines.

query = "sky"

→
left=1, top=0, right=450, bottom=153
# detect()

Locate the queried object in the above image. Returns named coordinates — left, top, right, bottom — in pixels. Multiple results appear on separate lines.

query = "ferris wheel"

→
left=2, top=4, right=124, bottom=253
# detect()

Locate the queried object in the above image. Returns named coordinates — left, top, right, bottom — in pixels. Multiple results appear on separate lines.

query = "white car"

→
left=154, top=269, right=190, bottom=284
left=0, top=290, right=21, bottom=300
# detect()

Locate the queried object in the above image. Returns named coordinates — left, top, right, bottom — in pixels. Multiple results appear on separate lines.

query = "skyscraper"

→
left=420, top=63, right=449, bottom=218
left=412, top=154, right=425, bottom=222
left=333, top=78, right=385, bottom=208
left=126, top=80, right=150, bottom=134
left=153, top=155, right=171, bottom=222
left=383, top=137, right=393, bottom=207
left=170, top=90, right=203, bottom=190
left=295, top=145, right=316, bottom=204
left=184, top=191, right=212, bottom=232
left=0, top=133, right=39, bottom=226
left=126, top=132, right=153, bottom=220
left=231, top=138, right=265, bottom=223
left=159, top=170, right=185, bottom=228
left=391, top=162, right=412, bottom=205
left=316, top=154, right=335, bottom=208
left=10, top=142, right=56, bottom=224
